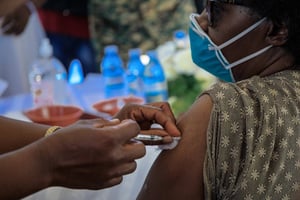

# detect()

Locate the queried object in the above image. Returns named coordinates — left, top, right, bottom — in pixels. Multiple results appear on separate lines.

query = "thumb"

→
left=93, top=118, right=120, bottom=128
left=113, top=119, right=140, bottom=142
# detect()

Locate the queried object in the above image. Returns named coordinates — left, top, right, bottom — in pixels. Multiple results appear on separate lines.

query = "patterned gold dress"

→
left=203, top=70, right=300, bottom=199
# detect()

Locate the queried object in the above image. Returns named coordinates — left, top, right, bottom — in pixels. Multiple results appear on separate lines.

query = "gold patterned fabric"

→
left=203, top=70, right=300, bottom=199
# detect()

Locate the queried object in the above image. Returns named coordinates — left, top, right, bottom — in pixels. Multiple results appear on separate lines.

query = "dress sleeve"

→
left=202, top=72, right=300, bottom=199
left=202, top=81, right=259, bottom=199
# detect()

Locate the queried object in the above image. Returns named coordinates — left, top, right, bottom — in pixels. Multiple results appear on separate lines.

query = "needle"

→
left=134, top=134, right=164, bottom=142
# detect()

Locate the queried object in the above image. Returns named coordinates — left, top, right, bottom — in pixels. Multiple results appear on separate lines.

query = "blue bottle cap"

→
left=173, top=30, right=186, bottom=39
left=129, top=48, right=141, bottom=57
left=104, top=45, right=118, bottom=54
left=68, top=59, right=84, bottom=84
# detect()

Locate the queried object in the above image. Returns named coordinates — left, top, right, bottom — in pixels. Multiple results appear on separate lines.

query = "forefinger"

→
left=147, top=102, right=176, bottom=123
left=132, top=105, right=181, bottom=137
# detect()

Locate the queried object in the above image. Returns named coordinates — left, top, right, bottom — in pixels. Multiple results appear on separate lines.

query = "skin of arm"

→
left=0, top=102, right=179, bottom=199
left=0, top=118, right=146, bottom=200
left=0, top=102, right=179, bottom=153
left=31, top=0, right=47, bottom=8
left=0, top=0, right=46, bottom=16
left=0, top=0, right=27, bottom=16
left=0, top=0, right=46, bottom=35
left=0, top=116, right=49, bottom=154
left=137, top=94, right=213, bottom=200
left=0, top=138, right=51, bottom=200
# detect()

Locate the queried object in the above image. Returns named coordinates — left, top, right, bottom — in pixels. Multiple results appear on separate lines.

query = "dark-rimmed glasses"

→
left=206, top=0, right=245, bottom=26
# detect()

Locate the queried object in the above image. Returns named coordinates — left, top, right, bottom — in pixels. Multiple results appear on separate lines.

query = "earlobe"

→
left=266, top=21, right=288, bottom=46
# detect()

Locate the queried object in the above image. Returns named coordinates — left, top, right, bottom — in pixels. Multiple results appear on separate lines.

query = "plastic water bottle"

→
left=126, top=48, right=145, bottom=97
left=173, top=29, right=189, bottom=50
left=143, top=50, right=168, bottom=103
left=29, top=38, right=68, bottom=107
left=68, top=59, right=84, bottom=84
left=100, top=45, right=125, bottom=99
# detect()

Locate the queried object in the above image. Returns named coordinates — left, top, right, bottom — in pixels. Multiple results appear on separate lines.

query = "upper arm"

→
left=137, top=94, right=213, bottom=200
left=0, top=0, right=26, bottom=16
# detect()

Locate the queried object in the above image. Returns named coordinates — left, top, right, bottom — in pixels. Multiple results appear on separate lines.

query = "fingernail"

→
left=110, top=118, right=120, bottom=123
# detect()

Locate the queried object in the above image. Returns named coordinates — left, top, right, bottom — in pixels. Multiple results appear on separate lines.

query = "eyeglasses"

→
left=206, top=0, right=245, bottom=26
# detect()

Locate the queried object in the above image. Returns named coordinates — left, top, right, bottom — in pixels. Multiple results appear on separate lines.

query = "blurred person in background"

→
left=0, top=0, right=29, bottom=16
left=0, top=0, right=45, bottom=96
left=2, top=0, right=195, bottom=76
left=1, top=0, right=98, bottom=77
left=38, top=0, right=98, bottom=76
left=0, top=0, right=45, bottom=35
left=88, top=0, right=195, bottom=63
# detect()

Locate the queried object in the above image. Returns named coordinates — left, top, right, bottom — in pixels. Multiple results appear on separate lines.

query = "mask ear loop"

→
left=210, top=17, right=267, bottom=51
left=224, top=45, right=273, bottom=69
left=211, top=17, right=272, bottom=70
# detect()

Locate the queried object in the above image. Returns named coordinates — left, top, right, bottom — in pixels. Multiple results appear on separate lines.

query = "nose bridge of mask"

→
left=190, top=14, right=219, bottom=49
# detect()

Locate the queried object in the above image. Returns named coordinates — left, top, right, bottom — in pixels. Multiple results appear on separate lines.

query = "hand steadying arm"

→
left=114, top=102, right=181, bottom=138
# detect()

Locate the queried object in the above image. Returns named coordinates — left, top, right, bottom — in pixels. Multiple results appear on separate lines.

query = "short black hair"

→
left=194, top=0, right=205, bottom=13
left=244, top=0, right=300, bottom=65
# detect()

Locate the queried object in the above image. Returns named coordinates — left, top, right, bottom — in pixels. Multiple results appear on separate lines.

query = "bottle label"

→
left=128, top=79, right=141, bottom=95
left=144, top=82, right=167, bottom=92
left=104, top=76, right=124, bottom=86
left=144, top=82, right=168, bottom=103
left=31, top=80, right=54, bottom=107
left=104, top=87, right=126, bottom=99
left=145, top=93, right=167, bottom=103
left=103, top=76, right=125, bottom=98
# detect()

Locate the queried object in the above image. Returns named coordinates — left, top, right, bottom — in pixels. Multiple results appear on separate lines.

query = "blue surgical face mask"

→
left=189, top=13, right=272, bottom=82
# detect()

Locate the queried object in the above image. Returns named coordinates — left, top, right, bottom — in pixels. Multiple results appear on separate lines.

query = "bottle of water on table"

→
left=29, top=38, right=68, bottom=107
left=101, top=45, right=125, bottom=99
left=68, top=59, right=84, bottom=84
left=143, top=50, right=168, bottom=103
left=126, top=48, right=145, bottom=98
left=173, top=29, right=189, bottom=50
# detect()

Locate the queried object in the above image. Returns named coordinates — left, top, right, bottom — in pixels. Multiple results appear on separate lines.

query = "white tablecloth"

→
left=0, top=73, right=106, bottom=115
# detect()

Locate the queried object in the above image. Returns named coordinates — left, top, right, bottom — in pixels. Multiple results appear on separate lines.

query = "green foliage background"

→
left=167, top=74, right=208, bottom=117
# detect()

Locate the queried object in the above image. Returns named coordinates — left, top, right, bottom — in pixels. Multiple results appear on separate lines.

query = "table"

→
left=0, top=73, right=106, bottom=115
left=0, top=73, right=161, bottom=200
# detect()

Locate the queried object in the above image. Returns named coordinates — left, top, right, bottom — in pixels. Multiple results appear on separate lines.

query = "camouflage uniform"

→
left=88, top=0, right=195, bottom=64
